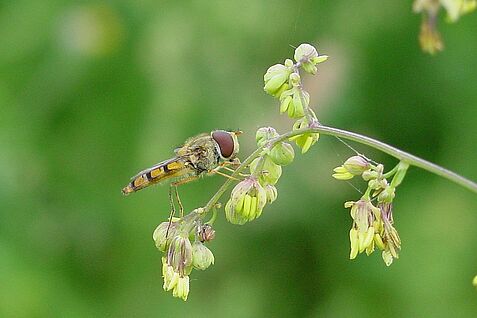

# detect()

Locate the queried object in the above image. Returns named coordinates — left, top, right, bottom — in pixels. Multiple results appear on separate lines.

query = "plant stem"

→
left=202, top=124, right=477, bottom=213
left=306, top=125, right=477, bottom=193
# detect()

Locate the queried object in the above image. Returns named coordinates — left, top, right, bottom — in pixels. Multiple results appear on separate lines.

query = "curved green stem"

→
left=307, top=125, right=477, bottom=193
left=202, top=124, right=477, bottom=214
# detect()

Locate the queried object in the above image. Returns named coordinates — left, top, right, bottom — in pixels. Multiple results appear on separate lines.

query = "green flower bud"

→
left=256, top=127, right=279, bottom=147
left=346, top=199, right=380, bottom=234
left=225, top=199, right=248, bottom=225
left=270, top=142, right=294, bottom=166
left=226, top=177, right=268, bottom=224
left=279, top=94, right=292, bottom=114
left=473, top=275, right=477, bottom=288
left=377, top=186, right=395, bottom=203
left=294, top=43, right=318, bottom=63
left=362, top=170, right=378, bottom=181
left=289, top=72, right=301, bottom=86
left=301, top=63, right=317, bottom=75
left=279, top=87, right=308, bottom=118
left=263, top=64, right=291, bottom=97
left=294, top=43, right=328, bottom=75
left=334, top=156, right=370, bottom=180
left=167, top=235, right=193, bottom=276
left=343, top=156, right=370, bottom=175
left=289, top=118, right=319, bottom=153
left=250, top=157, right=282, bottom=185
left=284, top=58, right=294, bottom=67
left=290, top=133, right=319, bottom=154
left=192, top=241, right=215, bottom=270
left=264, top=184, right=278, bottom=204
left=153, top=221, right=178, bottom=252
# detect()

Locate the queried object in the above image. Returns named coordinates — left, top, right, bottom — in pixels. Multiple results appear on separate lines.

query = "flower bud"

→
left=198, top=224, right=215, bottom=242
left=250, top=157, right=282, bottom=185
left=264, top=184, right=278, bottom=204
left=256, top=127, right=278, bottom=147
left=167, top=235, right=193, bottom=276
left=226, top=177, right=268, bottom=224
left=263, top=64, right=291, bottom=97
left=153, top=221, right=178, bottom=252
left=289, top=73, right=301, bottom=86
left=292, top=133, right=318, bottom=154
left=284, top=58, right=294, bottom=67
left=294, top=43, right=328, bottom=75
left=225, top=199, right=248, bottom=225
left=290, top=118, right=319, bottom=153
left=279, top=87, right=308, bottom=118
left=473, top=275, right=477, bottom=288
left=270, top=142, right=294, bottom=166
left=377, top=186, right=395, bottom=203
left=343, top=156, right=370, bottom=175
left=192, top=241, right=215, bottom=270
left=362, top=170, right=378, bottom=181
left=294, top=43, right=318, bottom=63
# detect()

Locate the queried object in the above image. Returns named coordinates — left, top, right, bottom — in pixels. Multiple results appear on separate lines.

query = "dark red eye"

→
left=212, top=130, right=234, bottom=158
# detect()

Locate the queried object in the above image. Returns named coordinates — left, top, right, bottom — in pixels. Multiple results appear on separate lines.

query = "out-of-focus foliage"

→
left=0, top=1, right=476, bottom=317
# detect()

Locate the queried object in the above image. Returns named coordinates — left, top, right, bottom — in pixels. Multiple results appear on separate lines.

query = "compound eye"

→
left=212, top=130, right=234, bottom=158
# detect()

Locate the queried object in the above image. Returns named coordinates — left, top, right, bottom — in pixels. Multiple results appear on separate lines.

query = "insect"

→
left=122, top=130, right=241, bottom=196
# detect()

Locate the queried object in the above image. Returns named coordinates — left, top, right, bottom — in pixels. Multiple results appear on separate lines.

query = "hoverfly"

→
left=122, top=130, right=241, bottom=196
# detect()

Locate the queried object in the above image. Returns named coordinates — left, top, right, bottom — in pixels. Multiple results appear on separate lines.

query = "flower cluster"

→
left=334, top=157, right=409, bottom=266
left=413, top=0, right=476, bottom=54
left=225, top=127, right=293, bottom=224
left=153, top=211, right=215, bottom=300
left=263, top=43, right=327, bottom=153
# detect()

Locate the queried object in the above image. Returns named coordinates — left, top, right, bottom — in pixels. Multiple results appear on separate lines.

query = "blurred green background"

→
left=1, top=0, right=477, bottom=317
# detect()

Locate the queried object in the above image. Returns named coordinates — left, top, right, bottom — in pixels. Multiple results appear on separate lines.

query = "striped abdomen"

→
left=122, top=158, right=191, bottom=195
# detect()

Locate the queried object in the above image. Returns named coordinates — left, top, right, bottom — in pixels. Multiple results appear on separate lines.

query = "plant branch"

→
left=307, top=125, right=477, bottom=193
left=202, top=124, right=477, bottom=214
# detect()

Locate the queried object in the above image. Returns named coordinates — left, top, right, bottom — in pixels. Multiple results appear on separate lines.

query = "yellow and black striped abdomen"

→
left=122, top=158, right=191, bottom=195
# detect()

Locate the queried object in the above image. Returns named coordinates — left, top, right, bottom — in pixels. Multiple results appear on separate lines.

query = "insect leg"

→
left=220, top=165, right=250, bottom=177
left=173, top=185, right=184, bottom=217
left=211, top=169, right=241, bottom=181
left=166, top=185, right=176, bottom=238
